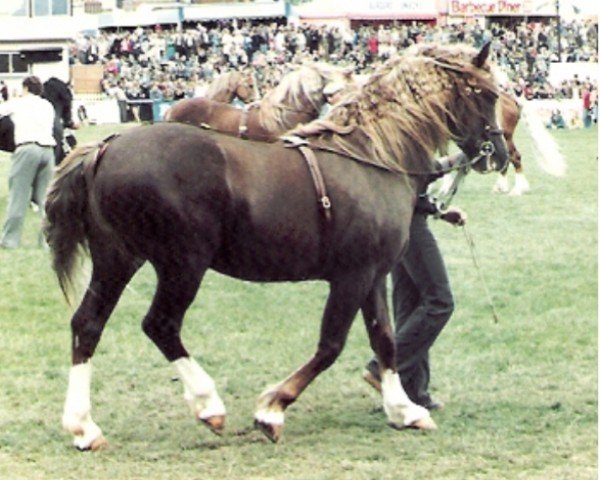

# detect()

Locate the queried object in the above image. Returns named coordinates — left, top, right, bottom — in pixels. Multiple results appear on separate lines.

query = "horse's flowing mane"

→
left=256, top=63, right=349, bottom=133
left=290, top=44, right=499, bottom=174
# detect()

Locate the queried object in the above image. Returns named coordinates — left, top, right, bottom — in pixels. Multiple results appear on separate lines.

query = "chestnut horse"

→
left=492, top=92, right=526, bottom=195
left=165, top=63, right=354, bottom=141
left=44, top=43, right=508, bottom=450
left=202, top=70, right=256, bottom=104
left=492, top=91, right=566, bottom=194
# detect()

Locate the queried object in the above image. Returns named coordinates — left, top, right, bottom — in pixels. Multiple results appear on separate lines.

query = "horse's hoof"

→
left=254, top=419, right=283, bottom=443
left=75, top=435, right=109, bottom=452
left=90, top=435, right=109, bottom=450
left=388, top=416, right=438, bottom=431
left=409, top=417, right=438, bottom=431
left=201, top=415, right=226, bottom=435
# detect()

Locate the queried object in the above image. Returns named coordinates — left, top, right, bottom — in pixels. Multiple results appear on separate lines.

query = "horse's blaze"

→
left=202, top=415, right=226, bottom=435
left=254, top=419, right=283, bottom=443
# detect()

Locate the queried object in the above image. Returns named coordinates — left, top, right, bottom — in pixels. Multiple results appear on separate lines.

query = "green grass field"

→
left=0, top=122, right=597, bottom=479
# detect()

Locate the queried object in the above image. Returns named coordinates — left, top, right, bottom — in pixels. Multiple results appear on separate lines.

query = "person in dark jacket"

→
left=363, top=152, right=468, bottom=411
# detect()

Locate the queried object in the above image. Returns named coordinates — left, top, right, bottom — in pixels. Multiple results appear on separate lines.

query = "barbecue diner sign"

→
left=449, top=0, right=556, bottom=16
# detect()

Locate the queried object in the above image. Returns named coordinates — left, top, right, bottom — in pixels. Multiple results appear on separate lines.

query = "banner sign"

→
left=348, top=0, right=437, bottom=18
left=449, top=0, right=557, bottom=16
left=362, top=0, right=436, bottom=12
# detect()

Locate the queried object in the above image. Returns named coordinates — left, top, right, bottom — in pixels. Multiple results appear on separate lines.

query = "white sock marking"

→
left=381, top=369, right=430, bottom=427
left=62, top=361, right=103, bottom=449
left=173, top=357, right=226, bottom=420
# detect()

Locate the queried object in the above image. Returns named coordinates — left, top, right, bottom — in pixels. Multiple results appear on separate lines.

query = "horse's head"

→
left=257, top=64, right=356, bottom=133
left=446, top=43, right=509, bottom=174
left=204, top=71, right=254, bottom=104
left=234, top=71, right=256, bottom=104
left=321, top=66, right=356, bottom=104
left=282, top=64, right=356, bottom=116
left=315, top=65, right=356, bottom=112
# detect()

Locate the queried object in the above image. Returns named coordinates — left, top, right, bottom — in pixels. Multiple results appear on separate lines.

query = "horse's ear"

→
left=473, top=42, right=491, bottom=68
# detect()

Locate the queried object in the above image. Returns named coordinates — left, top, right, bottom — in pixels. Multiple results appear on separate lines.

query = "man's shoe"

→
left=422, top=399, right=445, bottom=411
left=362, top=369, right=382, bottom=394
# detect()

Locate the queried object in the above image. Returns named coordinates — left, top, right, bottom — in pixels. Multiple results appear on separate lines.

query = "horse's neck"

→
left=213, top=91, right=233, bottom=103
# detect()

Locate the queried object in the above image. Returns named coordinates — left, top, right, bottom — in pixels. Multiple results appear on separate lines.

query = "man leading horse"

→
left=0, top=77, right=78, bottom=165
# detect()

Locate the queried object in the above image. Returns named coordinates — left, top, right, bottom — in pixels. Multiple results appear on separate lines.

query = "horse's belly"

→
left=211, top=215, right=323, bottom=282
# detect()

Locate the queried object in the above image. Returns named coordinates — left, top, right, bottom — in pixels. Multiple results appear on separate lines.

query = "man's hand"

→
left=440, top=207, right=467, bottom=226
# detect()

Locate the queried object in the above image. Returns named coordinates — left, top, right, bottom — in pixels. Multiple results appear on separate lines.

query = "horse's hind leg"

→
left=142, top=256, right=226, bottom=435
left=63, top=247, right=141, bottom=451
left=360, top=278, right=435, bottom=431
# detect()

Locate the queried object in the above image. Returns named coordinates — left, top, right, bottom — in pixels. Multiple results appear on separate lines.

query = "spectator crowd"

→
left=68, top=17, right=597, bottom=124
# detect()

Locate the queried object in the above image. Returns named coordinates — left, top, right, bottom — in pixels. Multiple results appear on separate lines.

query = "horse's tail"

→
left=520, top=98, right=567, bottom=177
left=44, top=144, right=98, bottom=305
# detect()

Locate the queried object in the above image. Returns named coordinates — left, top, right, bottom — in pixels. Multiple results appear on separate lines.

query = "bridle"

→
left=469, top=124, right=505, bottom=173
left=433, top=123, right=503, bottom=212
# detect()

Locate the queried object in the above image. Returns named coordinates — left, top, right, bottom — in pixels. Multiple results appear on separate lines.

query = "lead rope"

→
left=461, top=224, right=500, bottom=324
left=430, top=157, right=500, bottom=324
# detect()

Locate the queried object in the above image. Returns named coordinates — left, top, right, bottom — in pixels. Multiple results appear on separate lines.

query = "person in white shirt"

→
left=0, top=76, right=56, bottom=249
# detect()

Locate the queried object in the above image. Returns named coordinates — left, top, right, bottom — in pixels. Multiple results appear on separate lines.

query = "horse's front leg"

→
left=361, top=277, right=436, bottom=431
left=142, top=261, right=226, bottom=435
left=254, top=276, right=366, bottom=442
left=172, top=356, right=226, bottom=434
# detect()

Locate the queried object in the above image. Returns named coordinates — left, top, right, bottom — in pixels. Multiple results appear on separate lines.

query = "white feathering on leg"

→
left=509, top=172, right=530, bottom=196
left=62, top=362, right=104, bottom=449
left=173, top=357, right=226, bottom=420
left=380, top=370, right=431, bottom=427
